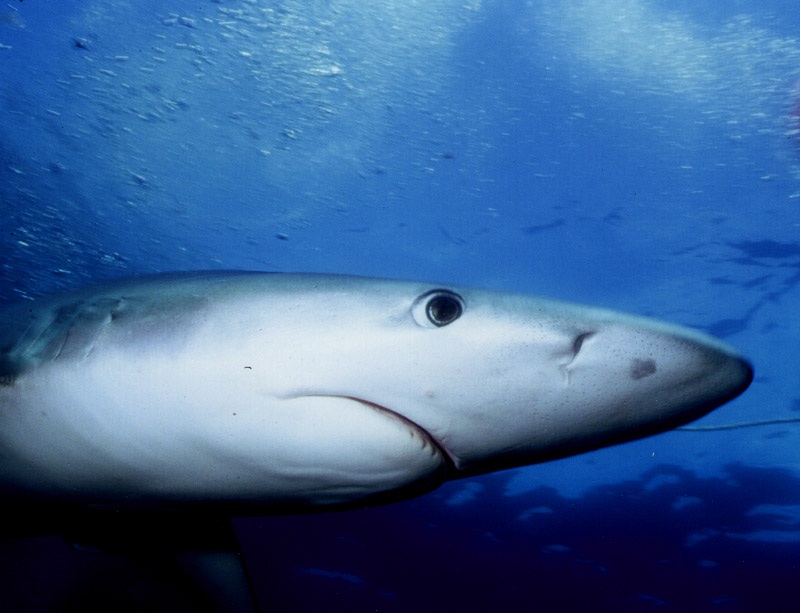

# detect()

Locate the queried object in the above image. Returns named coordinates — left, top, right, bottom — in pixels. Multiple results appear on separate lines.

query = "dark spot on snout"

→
left=630, top=358, right=657, bottom=380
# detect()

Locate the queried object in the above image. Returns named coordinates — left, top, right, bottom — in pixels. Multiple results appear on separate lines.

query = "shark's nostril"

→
left=572, top=331, right=595, bottom=360
left=560, top=331, right=596, bottom=384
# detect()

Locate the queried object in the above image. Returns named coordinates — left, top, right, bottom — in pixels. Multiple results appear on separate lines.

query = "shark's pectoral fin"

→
left=63, top=513, right=256, bottom=613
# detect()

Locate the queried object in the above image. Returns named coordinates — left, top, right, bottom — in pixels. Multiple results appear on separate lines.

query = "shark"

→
left=0, top=271, right=753, bottom=611
left=0, top=271, right=752, bottom=511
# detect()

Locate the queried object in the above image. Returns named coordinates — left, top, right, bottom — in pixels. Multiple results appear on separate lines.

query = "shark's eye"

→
left=427, top=293, right=463, bottom=326
left=412, top=290, right=464, bottom=328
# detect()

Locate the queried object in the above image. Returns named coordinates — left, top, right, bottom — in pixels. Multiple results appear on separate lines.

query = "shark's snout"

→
left=577, top=321, right=754, bottom=432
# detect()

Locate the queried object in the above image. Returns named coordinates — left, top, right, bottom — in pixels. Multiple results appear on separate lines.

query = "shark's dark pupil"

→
left=426, top=294, right=462, bottom=327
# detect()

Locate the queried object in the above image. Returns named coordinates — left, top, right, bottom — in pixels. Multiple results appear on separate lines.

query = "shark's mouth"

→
left=338, top=395, right=459, bottom=472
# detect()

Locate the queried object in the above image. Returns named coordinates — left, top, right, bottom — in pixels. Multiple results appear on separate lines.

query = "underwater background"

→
left=1, top=1, right=799, bottom=611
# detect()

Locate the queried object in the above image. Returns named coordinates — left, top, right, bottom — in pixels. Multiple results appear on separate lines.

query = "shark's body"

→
left=0, top=272, right=752, bottom=513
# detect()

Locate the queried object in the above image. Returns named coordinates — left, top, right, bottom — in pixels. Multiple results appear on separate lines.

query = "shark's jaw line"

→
left=333, top=395, right=459, bottom=470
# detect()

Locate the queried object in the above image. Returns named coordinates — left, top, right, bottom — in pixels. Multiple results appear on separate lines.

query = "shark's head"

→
left=286, top=280, right=753, bottom=479
left=0, top=273, right=753, bottom=509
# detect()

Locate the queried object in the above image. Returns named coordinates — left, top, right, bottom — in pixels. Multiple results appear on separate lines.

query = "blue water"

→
left=1, top=1, right=799, bottom=611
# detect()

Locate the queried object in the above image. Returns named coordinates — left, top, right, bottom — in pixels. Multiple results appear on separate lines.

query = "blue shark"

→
left=0, top=271, right=752, bottom=512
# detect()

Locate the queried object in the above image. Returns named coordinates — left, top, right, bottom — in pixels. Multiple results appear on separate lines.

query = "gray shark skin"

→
left=0, top=271, right=753, bottom=514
